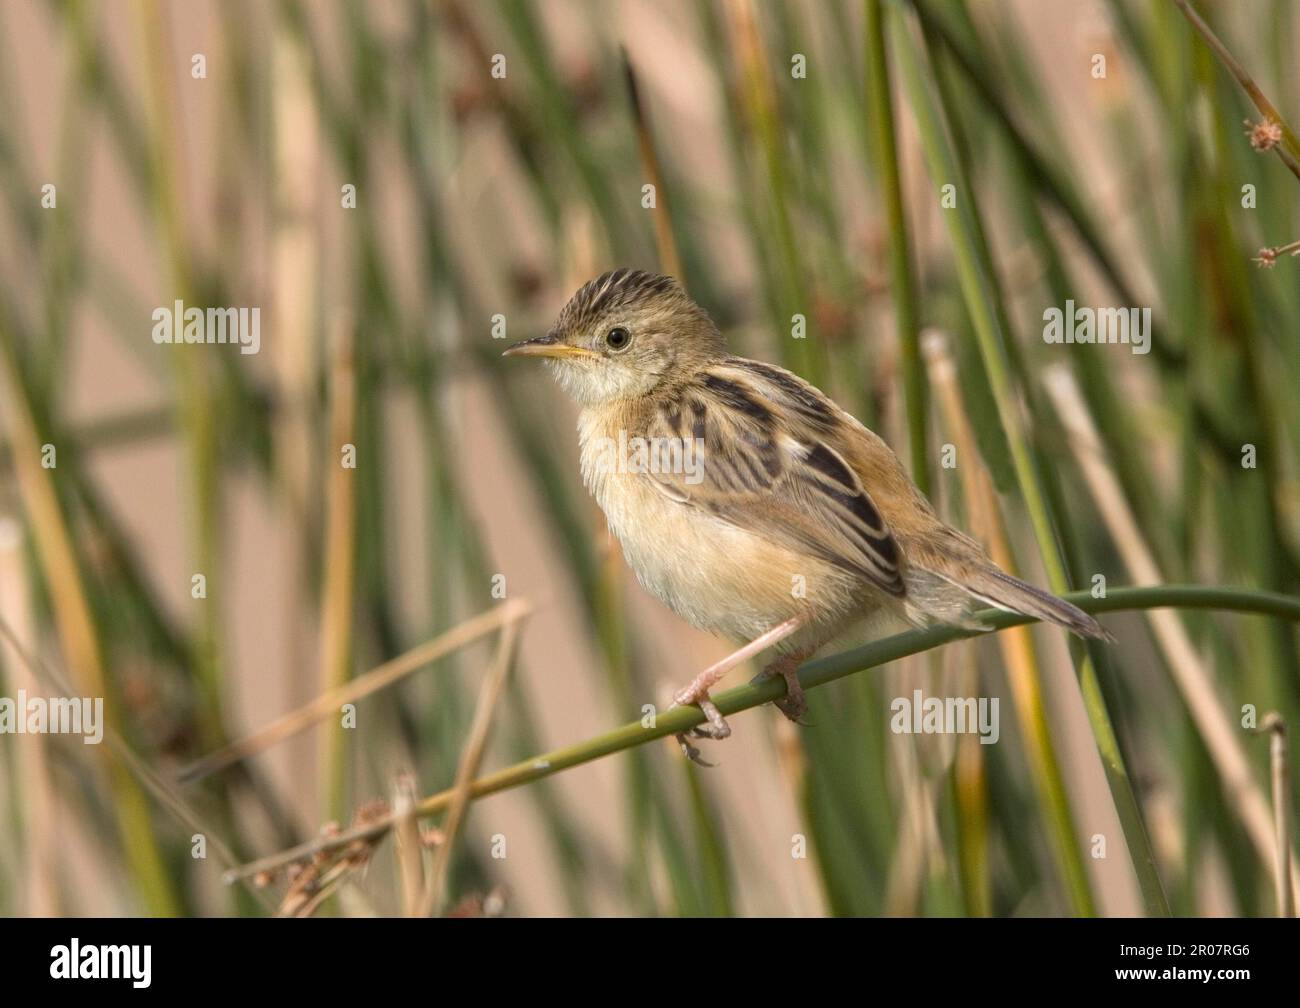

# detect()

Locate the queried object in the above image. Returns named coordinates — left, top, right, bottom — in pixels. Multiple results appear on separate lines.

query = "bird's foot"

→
left=664, top=617, right=809, bottom=764
left=757, top=652, right=811, bottom=724
left=674, top=731, right=715, bottom=766
left=671, top=683, right=730, bottom=766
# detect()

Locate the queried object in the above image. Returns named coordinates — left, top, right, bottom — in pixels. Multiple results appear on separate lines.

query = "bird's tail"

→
left=958, top=565, right=1111, bottom=641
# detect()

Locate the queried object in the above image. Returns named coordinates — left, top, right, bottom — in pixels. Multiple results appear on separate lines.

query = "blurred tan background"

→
left=1, top=0, right=1297, bottom=917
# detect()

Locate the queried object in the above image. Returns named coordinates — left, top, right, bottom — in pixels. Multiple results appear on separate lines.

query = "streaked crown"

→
left=555, top=268, right=681, bottom=333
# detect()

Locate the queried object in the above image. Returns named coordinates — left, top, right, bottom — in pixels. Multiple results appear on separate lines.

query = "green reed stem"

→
left=865, top=0, right=928, bottom=495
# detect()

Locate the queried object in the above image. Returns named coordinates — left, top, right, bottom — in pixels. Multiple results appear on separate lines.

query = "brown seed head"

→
left=1245, top=118, right=1283, bottom=151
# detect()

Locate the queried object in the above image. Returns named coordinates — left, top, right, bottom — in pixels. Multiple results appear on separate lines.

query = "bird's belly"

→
left=587, top=469, right=867, bottom=643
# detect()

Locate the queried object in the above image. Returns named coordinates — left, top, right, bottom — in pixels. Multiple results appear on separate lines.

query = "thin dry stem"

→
left=320, top=329, right=358, bottom=820
left=179, top=597, right=532, bottom=783
left=621, top=47, right=683, bottom=280
left=1043, top=364, right=1300, bottom=907
left=270, top=16, right=321, bottom=777
left=392, top=773, right=425, bottom=918
left=418, top=617, right=522, bottom=916
left=1258, top=714, right=1293, bottom=917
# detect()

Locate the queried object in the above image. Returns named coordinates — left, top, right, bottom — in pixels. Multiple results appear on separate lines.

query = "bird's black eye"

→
left=605, top=326, right=631, bottom=352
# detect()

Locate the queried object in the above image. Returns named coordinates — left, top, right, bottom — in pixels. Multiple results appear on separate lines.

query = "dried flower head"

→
left=421, top=827, right=446, bottom=849
left=1245, top=118, right=1283, bottom=151
left=1254, top=247, right=1278, bottom=268
left=352, top=798, right=390, bottom=827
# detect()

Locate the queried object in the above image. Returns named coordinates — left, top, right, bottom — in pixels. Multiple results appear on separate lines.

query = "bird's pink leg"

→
left=670, top=616, right=805, bottom=762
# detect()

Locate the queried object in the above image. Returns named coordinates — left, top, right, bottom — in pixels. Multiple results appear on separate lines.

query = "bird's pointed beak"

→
left=502, top=333, right=596, bottom=359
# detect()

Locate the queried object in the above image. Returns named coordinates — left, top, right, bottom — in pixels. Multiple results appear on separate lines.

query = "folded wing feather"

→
left=644, top=361, right=906, bottom=599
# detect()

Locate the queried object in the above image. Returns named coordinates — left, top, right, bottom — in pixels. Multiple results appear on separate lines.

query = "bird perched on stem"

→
left=505, top=269, right=1107, bottom=762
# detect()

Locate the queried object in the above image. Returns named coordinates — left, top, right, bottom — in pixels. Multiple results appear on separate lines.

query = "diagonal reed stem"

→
left=223, top=585, right=1300, bottom=885
left=1175, top=0, right=1300, bottom=181
left=178, top=598, right=532, bottom=784
left=417, top=618, right=521, bottom=916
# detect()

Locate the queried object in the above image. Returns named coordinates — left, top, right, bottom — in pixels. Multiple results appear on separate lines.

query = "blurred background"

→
left=0, top=0, right=1297, bottom=917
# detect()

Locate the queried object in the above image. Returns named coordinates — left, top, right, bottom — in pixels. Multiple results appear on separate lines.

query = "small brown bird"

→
left=506, top=269, right=1106, bottom=760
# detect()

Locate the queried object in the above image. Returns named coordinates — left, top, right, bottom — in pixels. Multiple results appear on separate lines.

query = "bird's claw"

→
left=669, top=691, right=730, bottom=765
left=774, top=688, right=808, bottom=724
left=757, top=655, right=810, bottom=725
left=675, top=732, right=716, bottom=766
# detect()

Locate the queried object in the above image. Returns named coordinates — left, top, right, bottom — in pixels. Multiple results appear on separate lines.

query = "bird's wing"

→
left=644, top=358, right=906, bottom=597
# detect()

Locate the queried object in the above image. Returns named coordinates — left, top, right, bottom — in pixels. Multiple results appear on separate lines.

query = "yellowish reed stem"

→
left=0, top=345, right=178, bottom=915
left=621, top=48, right=683, bottom=281
left=0, top=517, right=58, bottom=915
left=925, top=330, right=1088, bottom=915
left=320, top=330, right=358, bottom=822
left=1259, top=714, right=1293, bottom=917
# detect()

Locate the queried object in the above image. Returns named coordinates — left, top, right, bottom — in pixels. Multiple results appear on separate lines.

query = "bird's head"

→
left=503, top=269, right=725, bottom=407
